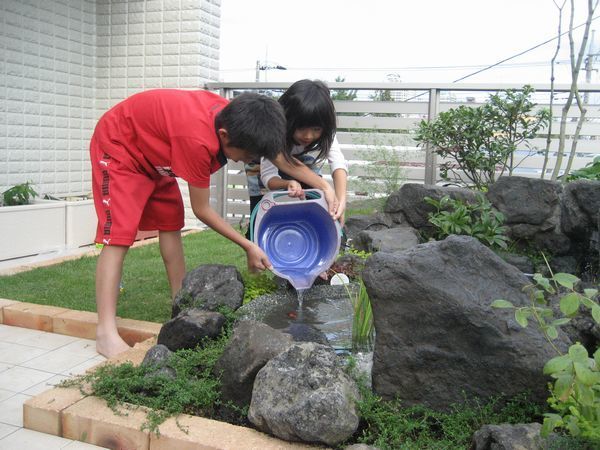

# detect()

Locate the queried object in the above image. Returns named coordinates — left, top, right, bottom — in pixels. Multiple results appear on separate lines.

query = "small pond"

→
left=237, top=284, right=359, bottom=353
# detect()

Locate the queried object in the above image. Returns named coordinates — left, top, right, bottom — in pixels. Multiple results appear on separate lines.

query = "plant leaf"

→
left=583, top=288, right=598, bottom=299
left=515, top=309, right=529, bottom=327
left=591, top=305, right=600, bottom=325
left=559, top=293, right=581, bottom=316
left=568, top=343, right=589, bottom=364
left=491, top=299, right=514, bottom=309
left=553, top=273, right=579, bottom=290
left=573, top=362, right=599, bottom=386
left=544, top=354, right=572, bottom=375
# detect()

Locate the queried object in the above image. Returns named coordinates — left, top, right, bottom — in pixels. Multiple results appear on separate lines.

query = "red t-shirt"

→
left=92, top=89, right=228, bottom=188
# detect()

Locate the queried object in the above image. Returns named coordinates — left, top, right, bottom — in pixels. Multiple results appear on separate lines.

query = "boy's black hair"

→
left=215, top=92, right=290, bottom=162
left=278, top=79, right=337, bottom=163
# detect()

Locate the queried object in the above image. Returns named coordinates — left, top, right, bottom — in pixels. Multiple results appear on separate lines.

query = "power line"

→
left=453, top=15, right=600, bottom=82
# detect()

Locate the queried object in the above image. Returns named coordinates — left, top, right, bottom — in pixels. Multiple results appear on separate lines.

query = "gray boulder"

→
left=344, top=212, right=395, bottom=242
left=471, top=423, right=547, bottom=450
left=385, top=183, right=477, bottom=230
left=362, top=235, right=571, bottom=410
left=487, top=176, right=562, bottom=226
left=157, top=308, right=226, bottom=351
left=172, top=264, right=244, bottom=318
left=353, top=226, right=420, bottom=253
left=248, top=342, right=360, bottom=446
left=213, top=320, right=293, bottom=407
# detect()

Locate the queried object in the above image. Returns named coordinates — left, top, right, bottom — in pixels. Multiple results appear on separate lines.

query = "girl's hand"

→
left=287, top=180, right=305, bottom=199
left=246, top=243, right=272, bottom=273
left=322, top=185, right=340, bottom=219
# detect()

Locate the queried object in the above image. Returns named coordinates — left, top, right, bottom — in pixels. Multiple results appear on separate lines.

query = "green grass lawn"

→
left=0, top=230, right=251, bottom=323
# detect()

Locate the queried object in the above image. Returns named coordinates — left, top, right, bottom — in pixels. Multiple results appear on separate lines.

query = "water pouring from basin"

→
left=251, top=189, right=342, bottom=291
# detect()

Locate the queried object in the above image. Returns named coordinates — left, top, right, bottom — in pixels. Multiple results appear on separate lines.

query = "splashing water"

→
left=296, top=288, right=307, bottom=309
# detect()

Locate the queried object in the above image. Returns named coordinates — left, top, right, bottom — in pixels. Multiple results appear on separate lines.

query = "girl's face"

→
left=293, top=126, right=323, bottom=147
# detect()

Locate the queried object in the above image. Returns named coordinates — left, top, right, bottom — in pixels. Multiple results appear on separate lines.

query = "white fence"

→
left=205, top=82, right=600, bottom=219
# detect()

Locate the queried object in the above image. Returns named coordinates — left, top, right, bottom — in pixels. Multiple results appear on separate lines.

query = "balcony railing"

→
left=203, top=82, right=600, bottom=219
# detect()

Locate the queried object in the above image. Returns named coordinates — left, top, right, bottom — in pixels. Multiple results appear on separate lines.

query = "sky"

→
left=219, top=0, right=598, bottom=85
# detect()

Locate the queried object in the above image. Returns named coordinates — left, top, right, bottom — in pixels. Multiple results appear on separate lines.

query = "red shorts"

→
left=90, top=137, right=184, bottom=247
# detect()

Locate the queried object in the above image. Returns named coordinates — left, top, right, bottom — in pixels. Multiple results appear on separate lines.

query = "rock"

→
left=362, top=235, right=571, bottom=410
left=344, top=213, right=394, bottom=242
left=384, top=183, right=477, bottom=230
left=248, top=342, right=360, bottom=446
left=172, top=264, right=244, bottom=317
left=157, top=308, right=226, bottom=351
left=353, top=226, right=420, bottom=253
left=141, top=344, right=172, bottom=367
left=213, top=320, right=293, bottom=407
left=487, top=176, right=562, bottom=225
left=470, top=423, right=548, bottom=450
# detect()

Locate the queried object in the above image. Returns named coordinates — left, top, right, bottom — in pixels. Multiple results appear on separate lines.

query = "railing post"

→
left=424, top=88, right=439, bottom=185
left=214, top=87, right=232, bottom=219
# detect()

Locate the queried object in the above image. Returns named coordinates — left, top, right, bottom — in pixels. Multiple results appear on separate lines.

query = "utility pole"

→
left=255, top=60, right=287, bottom=82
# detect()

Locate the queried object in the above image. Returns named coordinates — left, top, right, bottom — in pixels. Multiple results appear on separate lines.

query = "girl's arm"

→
left=188, top=184, right=271, bottom=272
left=328, top=136, right=348, bottom=221
left=271, top=153, right=340, bottom=219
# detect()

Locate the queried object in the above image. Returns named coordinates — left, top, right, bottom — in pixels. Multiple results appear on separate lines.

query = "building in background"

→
left=1, top=0, right=221, bottom=227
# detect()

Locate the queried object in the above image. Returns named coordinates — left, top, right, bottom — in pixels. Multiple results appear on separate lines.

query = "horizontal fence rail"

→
left=204, top=82, right=600, bottom=220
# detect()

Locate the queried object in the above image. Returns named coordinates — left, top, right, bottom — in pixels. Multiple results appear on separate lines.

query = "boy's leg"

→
left=95, top=245, right=130, bottom=358
left=158, top=230, right=186, bottom=298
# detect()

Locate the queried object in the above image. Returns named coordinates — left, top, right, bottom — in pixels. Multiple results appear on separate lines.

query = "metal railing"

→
left=204, top=82, right=600, bottom=219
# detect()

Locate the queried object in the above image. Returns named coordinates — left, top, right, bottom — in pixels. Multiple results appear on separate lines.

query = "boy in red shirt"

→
left=91, top=89, right=338, bottom=358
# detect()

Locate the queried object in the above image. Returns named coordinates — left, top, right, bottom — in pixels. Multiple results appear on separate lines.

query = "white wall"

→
left=1, top=0, right=221, bottom=226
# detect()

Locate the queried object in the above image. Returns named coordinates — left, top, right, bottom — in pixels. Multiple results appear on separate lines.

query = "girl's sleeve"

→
left=260, top=156, right=280, bottom=189
left=327, top=135, right=348, bottom=173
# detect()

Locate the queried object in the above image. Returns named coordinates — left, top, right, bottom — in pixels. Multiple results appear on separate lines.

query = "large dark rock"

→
left=213, top=320, right=293, bottom=408
left=487, top=176, right=562, bottom=225
left=248, top=342, right=360, bottom=446
left=362, top=235, right=571, bottom=410
left=384, top=183, right=477, bottom=230
left=172, top=264, right=244, bottom=317
left=157, top=308, right=226, bottom=352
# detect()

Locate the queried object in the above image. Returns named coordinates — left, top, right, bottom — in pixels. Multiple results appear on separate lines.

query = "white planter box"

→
left=0, top=200, right=67, bottom=260
left=65, top=199, right=96, bottom=248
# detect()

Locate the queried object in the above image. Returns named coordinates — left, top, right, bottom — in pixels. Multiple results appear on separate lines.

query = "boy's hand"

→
left=287, top=180, right=305, bottom=199
left=246, top=242, right=272, bottom=273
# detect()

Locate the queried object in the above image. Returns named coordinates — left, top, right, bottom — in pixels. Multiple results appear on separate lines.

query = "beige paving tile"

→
left=0, top=388, right=17, bottom=402
left=0, top=366, right=55, bottom=393
left=0, top=393, right=32, bottom=426
left=0, top=422, right=19, bottom=440
left=0, top=324, right=44, bottom=343
left=20, top=347, right=94, bottom=374
left=0, top=427, right=73, bottom=450
left=22, top=374, right=71, bottom=397
left=17, top=330, right=79, bottom=350
left=61, top=357, right=104, bottom=377
left=58, top=338, right=100, bottom=358
left=0, top=341, right=49, bottom=365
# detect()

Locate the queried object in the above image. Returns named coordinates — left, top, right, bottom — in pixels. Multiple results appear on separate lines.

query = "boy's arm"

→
left=188, top=185, right=271, bottom=272
left=271, top=154, right=340, bottom=219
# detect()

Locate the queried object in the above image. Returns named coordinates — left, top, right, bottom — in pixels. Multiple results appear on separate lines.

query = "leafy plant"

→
left=337, top=276, right=375, bottom=352
left=425, top=194, right=509, bottom=250
left=566, top=156, right=600, bottom=182
left=491, top=266, right=600, bottom=442
left=242, top=272, right=277, bottom=304
left=414, top=85, right=551, bottom=190
left=2, top=181, right=38, bottom=206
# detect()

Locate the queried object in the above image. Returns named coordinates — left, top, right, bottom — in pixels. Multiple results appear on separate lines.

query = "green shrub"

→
left=425, top=194, right=509, bottom=250
left=492, top=270, right=600, bottom=442
left=566, top=156, right=600, bottom=182
left=2, top=181, right=38, bottom=206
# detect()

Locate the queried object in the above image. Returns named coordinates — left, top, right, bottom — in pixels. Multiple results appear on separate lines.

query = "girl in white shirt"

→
left=260, top=79, right=348, bottom=221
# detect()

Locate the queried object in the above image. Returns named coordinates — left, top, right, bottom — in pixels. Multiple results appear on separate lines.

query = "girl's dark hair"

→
left=278, top=79, right=336, bottom=163
left=215, top=92, right=290, bottom=162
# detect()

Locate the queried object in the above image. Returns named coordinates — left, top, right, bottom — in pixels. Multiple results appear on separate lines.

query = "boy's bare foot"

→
left=95, top=333, right=131, bottom=358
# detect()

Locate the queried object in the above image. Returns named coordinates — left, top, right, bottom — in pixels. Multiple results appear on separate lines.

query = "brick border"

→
left=0, top=300, right=318, bottom=449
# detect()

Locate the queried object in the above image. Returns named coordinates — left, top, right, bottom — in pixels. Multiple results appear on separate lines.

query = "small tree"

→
left=414, top=86, right=551, bottom=190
